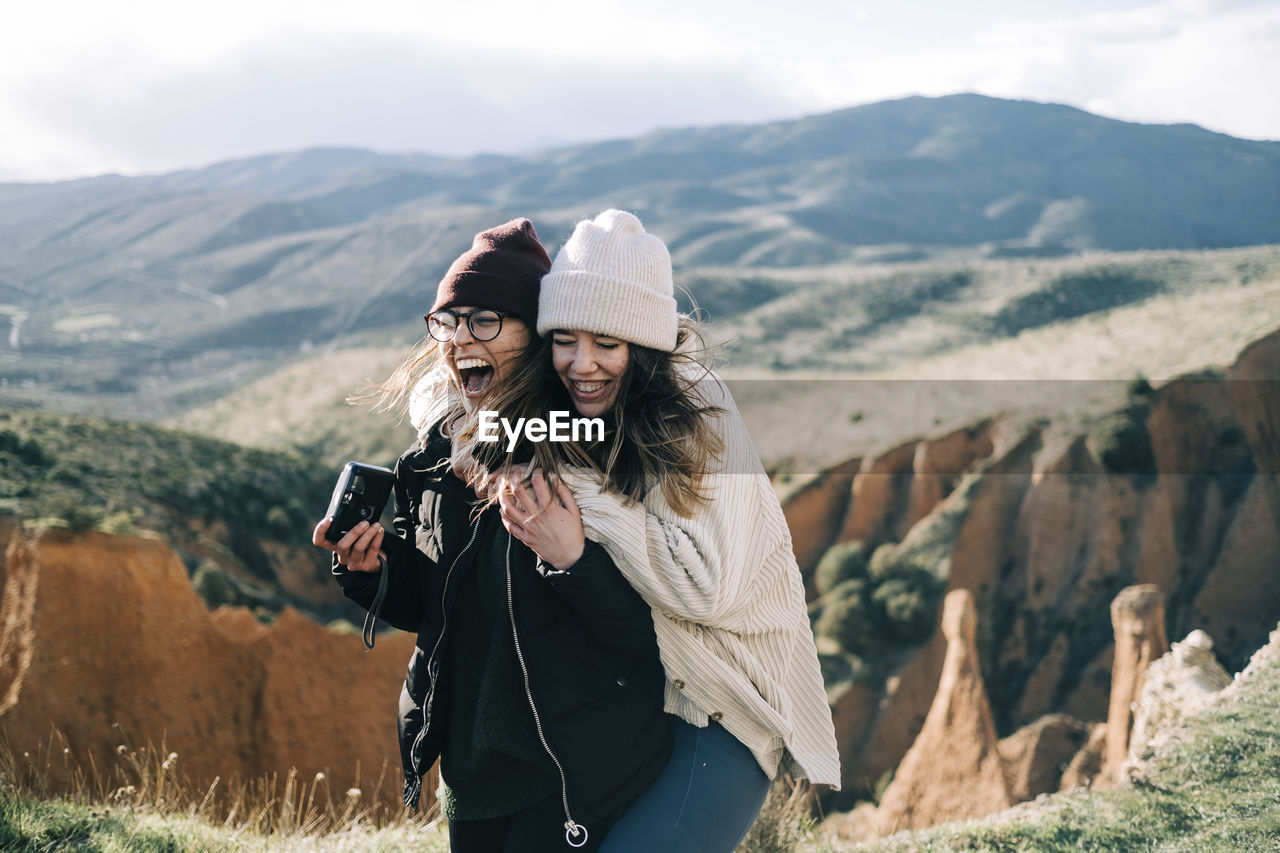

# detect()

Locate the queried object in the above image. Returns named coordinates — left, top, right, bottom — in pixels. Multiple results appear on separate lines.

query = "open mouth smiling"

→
left=567, top=378, right=611, bottom=405
left=455, top=357, right=495, bottom=396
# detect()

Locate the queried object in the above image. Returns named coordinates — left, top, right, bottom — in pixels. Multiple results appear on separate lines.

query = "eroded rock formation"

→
left=800, top=329, right=1280, bottom=801
left=1124, top=629, right=1231, bottom=780
left=997, top=713, right=1090, bottom=802
left=1058, top=722, right=1107, bottom=791
left=875, top=590, right=1013, bottom=834
left=0, top=526, right=418, bottom=814
left=842, top=593, right=1256, bottom=841
left=904, top=422, right=994, bottom=533
left=1099, top=584, right=1168, bottom=786
left=0, top=515, right=13, bottom=596
left=781, top=456, right=861, bottom=586
left=1228, top=333, right=1280, bottom=527
left=838, top=440, right=919, bottom=546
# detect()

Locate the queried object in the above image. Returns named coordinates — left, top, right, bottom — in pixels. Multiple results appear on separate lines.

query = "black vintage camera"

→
left=324, top=462, right=396, bottom=544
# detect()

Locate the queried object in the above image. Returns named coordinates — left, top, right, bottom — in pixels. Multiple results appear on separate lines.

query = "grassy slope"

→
left=171, top=246, right=1280, bottom=475
left=736, top=273, right=1280, bottom=474
left=0, top=798, right=450, bottom=852
left=0, top=406, right=345, bottom=619
left=3, top=628, right=1275, bottom=851
left=168, top=344, right=418, bottom=469
left=721, top=244, right=1280, bottom=471
left=829, top=627, right=1280, bottom=852
left=710, top=245, right=1280, bottom=372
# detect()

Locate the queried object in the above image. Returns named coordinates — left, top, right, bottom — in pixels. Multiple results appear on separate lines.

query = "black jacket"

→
left=334, top=422, right=671, bottom=839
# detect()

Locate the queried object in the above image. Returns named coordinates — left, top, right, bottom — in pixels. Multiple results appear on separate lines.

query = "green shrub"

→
left=1089, top=410, right=1155, bottom=475
left=0, top=428, right=45, bottom=465
left=191, top=564, right=237, bottom=609
left=265, top=505, right=291, bottom=533
left=991, top=267, right=1163, bottom=336
left=868, top=542, right=940, bottom=584
left=871, top=573, right=941, bottom=643
left=813, top=540, right=869, bottom=595
left=31, top=491, right=102, bottom=532
left=1126, top=374, right=1155, bottom=403
left=815, top=578, right=872, bottom=655
left=865, top=545, right=945, bottom=644
left=98, top=510, right=137, bottom=535
left=861, top=270, right=973, bottom=326
left=867, top=542, right=899, bottom=583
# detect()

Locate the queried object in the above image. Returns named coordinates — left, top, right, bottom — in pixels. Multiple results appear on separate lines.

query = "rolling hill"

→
left=170, top=244, right=1280, bottom=474
left=2, top=93, right=1279, bottom=427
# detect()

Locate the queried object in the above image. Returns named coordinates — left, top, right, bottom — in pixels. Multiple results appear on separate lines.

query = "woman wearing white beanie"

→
left=474, top=210, right=841, bottom=851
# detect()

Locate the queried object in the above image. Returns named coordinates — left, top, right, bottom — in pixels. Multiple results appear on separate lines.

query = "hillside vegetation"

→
left=838, top=627, right=1280, bottom=852
left=3, top=94, right=1280, bottom=424
left=0, top=407, right=346, bottom=620
left=3, top=92, right=1278, bottom=853
left=4, top=627, right=1276, bottom=852
left=704, top=244, right=1280, bottom=372
left=172, top=245, right=1280, bottom=474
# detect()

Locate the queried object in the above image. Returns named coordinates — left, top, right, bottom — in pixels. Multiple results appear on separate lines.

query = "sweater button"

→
left=710, top=711, right=724, bottom=722
left=673, top=679, right=686, bottom=690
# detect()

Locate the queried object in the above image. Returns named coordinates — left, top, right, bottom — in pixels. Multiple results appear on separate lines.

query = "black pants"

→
left=448, top=794, right=618, bottom=853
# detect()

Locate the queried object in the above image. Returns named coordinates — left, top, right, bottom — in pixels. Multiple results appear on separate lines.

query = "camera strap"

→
left=362, top=556, right=390, bottom=650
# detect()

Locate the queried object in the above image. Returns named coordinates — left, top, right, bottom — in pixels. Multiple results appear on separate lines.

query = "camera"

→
left=324, top=462, right=396, bottom=544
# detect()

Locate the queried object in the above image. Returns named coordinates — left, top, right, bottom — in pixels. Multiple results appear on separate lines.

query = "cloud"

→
left=782, top=0, right=1280, bottom=141
left=3, top=0, right=1277, bottom=180
left=968, top=0, right=1280, bottom=138
left=7, top=33, right=802, bottom=178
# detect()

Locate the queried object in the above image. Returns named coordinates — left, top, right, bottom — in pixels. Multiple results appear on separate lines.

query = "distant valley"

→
left=3, top=94, right=1280, bottom=842
left=2, top=92, right=1279, bottom=443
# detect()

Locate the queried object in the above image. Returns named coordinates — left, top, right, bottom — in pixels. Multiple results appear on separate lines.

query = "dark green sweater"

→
left=436, top=517, right=558, bottom=821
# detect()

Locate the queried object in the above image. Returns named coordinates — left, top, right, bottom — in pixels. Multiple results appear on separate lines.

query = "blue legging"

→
left=599, top=716, right=770, bottom=852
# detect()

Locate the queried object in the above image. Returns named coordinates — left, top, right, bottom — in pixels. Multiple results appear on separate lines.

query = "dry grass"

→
left=736, top=773, right=822, bottom=853
left=0, top=728, right=444, bottom=851
left=170, top=246, right=1280, bottom=476
left=730, top=276, right=1280, bottom=474
left=168, top=344, right=417, bottom=468
left=6, top=632, right=1279, bottom=852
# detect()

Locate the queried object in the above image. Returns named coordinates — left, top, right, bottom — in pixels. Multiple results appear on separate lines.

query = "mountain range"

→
left=1, top=93, right=1278, bottom=419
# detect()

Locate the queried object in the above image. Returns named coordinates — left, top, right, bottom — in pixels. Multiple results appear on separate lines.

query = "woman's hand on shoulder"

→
left=312, top=517, right=385, bottom=574
left=498, top=468, right=585, bottom=570
left=453, top=453, right=530, bottom=503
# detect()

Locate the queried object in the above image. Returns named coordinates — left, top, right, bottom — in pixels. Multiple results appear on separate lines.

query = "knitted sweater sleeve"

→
left=561, top=375, right=783, bottom=624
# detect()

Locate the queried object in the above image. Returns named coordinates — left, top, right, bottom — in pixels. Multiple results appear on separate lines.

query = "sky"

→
left=2, top=0, right=1278, bottom=182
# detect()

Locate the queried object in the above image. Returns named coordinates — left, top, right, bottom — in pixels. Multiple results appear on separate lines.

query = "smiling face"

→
left=550, top=329, right=631, bottom=418
left=440, top=306, right=532, bottom=413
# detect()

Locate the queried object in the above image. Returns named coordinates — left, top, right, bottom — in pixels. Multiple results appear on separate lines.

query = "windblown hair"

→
left=462, top=316, right=725, bottom=518
left=351, top=330, right=540, bottom=472
left=351, top=337, right=449, bottom=424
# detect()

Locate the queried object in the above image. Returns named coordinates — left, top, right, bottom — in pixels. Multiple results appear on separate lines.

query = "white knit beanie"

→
left=537, top=209, right=678, bottom=352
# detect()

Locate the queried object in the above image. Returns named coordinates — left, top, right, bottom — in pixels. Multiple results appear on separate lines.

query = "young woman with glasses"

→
left=467, top=210, right=841, bottom=852
left=312, top=218, right=671, bottom=852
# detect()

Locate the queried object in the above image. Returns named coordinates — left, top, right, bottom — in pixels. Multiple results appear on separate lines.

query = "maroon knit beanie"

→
left=430, top=218, right=550, bottom=325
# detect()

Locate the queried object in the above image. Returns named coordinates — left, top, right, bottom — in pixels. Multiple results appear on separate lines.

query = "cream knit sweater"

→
left=560, top=374, right=842, bottom=788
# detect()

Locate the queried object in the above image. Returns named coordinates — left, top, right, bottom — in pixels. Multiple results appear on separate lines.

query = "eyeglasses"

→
left=424, top=308, right=507, bottom=342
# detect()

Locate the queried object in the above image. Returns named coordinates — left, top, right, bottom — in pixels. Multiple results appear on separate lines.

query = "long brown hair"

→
left=350, top=337, right=452, bottom=425
left=353, top=327, right=540, bottom=467
left=461, top=317, right=724, bottom=517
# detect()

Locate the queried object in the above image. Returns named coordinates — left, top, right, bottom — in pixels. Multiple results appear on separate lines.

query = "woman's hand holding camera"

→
left=498, top=468, right=585, bottom=571
left=312, top=517, right=385, bottom=574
